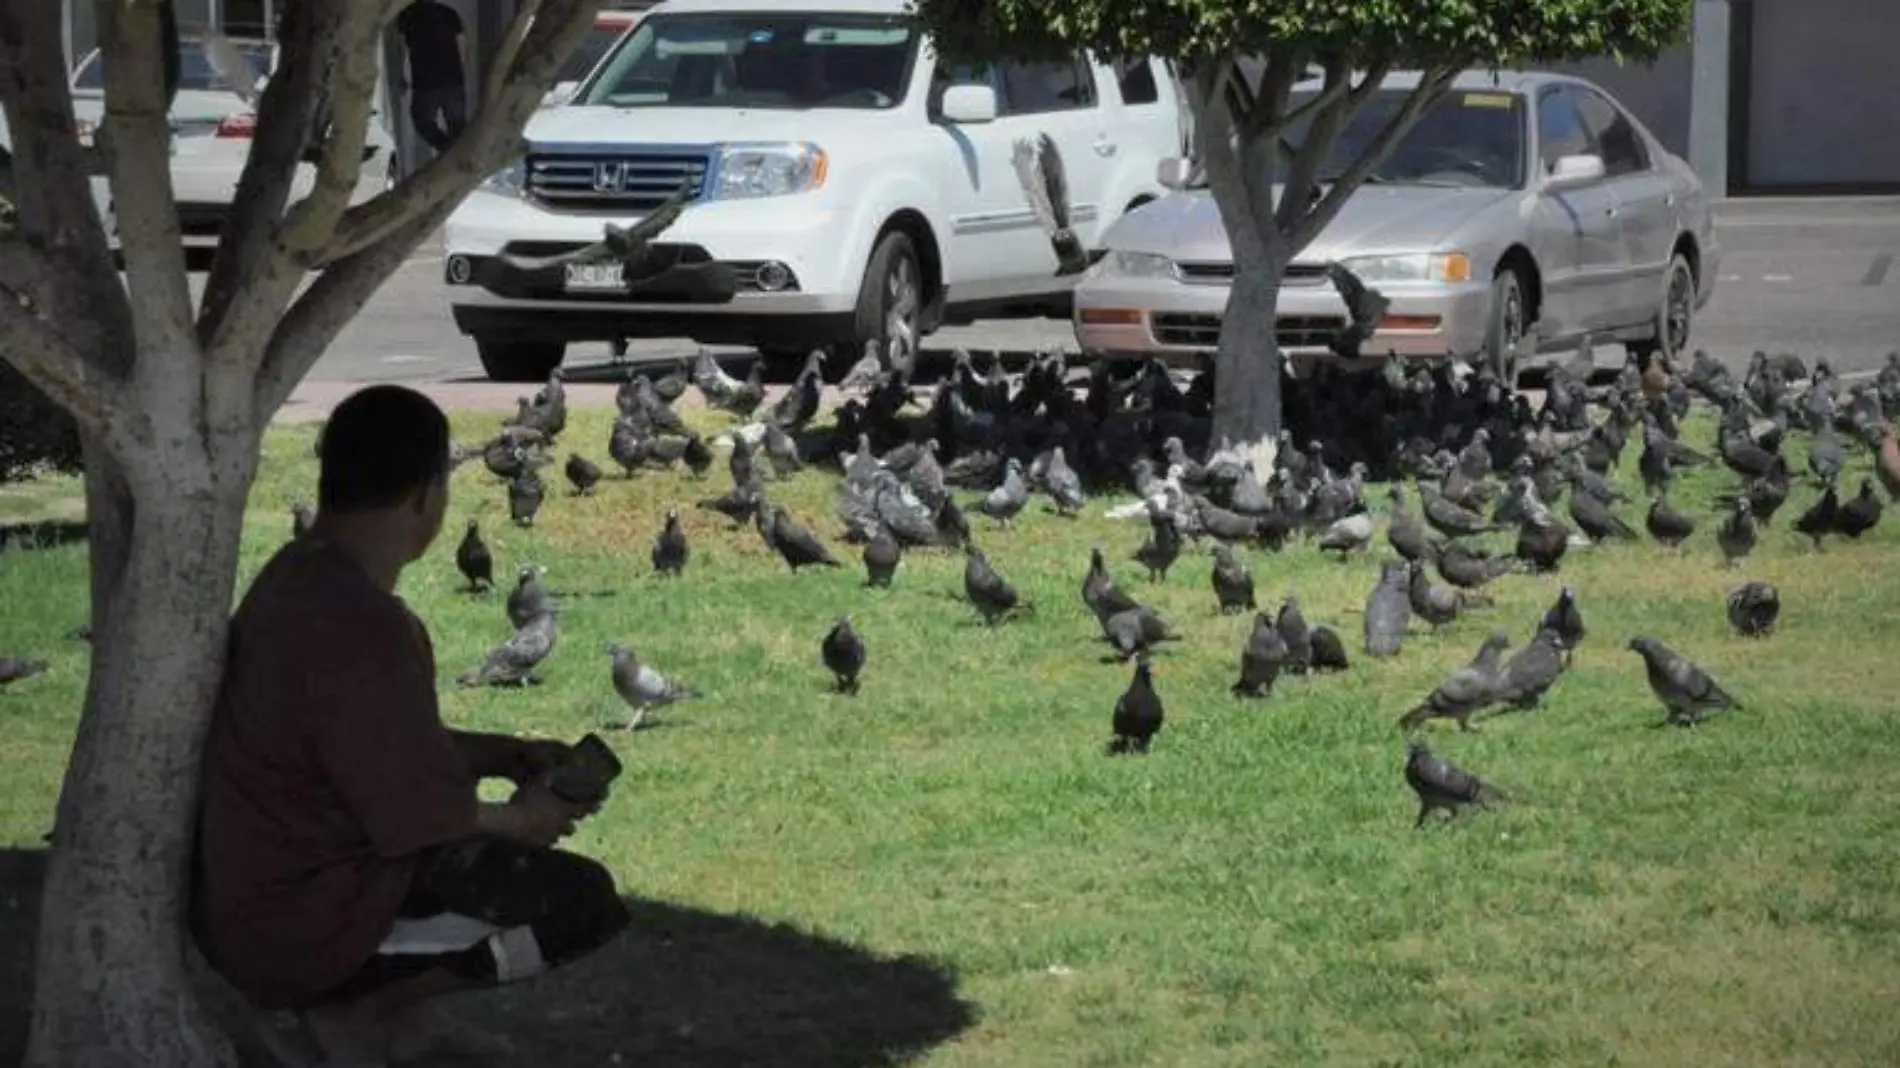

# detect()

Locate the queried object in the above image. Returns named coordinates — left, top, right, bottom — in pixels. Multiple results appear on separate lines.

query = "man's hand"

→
left=501, top=777, right=591, bottom=848
left=507, top=738, right=575, bottom=786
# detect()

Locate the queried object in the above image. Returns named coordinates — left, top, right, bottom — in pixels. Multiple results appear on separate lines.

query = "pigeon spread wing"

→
left=1036, top=132, right=1071, bottom=229
left=1010, top=137, right=1061, bottom=237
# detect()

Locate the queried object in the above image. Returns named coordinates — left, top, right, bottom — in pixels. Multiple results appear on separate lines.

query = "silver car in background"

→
left=1073, top=69, right=1720, bottom=379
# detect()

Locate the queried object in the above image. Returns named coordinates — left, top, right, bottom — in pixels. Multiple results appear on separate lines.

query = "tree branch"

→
left=1186, top=59, right=1275, bottom=267
left=1274, top=56, right=1353, bottom=235
left=0, top=291, right=131, bottom=447
left=280, top=1, right=392, bottom=260
left=483, top=0, right=546, bottom=106
left=1292, top=65, right=1457, bottom=251
left=317, top=0, right=603, bottom=265
left=198, top=1, right=338, bottom=354
left=253, top=204, right=454, bottom=420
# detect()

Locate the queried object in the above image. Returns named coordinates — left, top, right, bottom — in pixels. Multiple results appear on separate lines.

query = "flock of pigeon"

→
left=338, top=337, right=1900, bottom=830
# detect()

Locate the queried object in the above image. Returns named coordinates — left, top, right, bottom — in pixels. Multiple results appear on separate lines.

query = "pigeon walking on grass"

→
left=1493, top=627, right=1569, bottom=709
left=1539, top=586, right=1586, bottom=653
left=821, top=617, right=866, bottom=695
left=1208, top=544, right=1256, bottom=614
left=455, top=520, right=493, bottom=592
left=973, top=458, right=1029, bottom=529
left=1102, top=606, right=1179, bottom=660
left=458, top=611, right=558, bottom=688
left=652, top=508, right=689, bottom=577
left=1364, top=561, right=1413, bottom=659
left=1627, top=636, right=1739, bottom=727
left=565, top=453, right=603, bottom=495
left=1716, top=497, right=1758, bottom=566
left=0, top=657, right=49, bottom=691
left=1232, top=613, right=1290, bottom=699
left=1396, top=630, right=1510, bottom=733
left=862, top=523, right=902, bottom=588
left=964, top=544, right=1026, bottom=625
left=1726, top=582, right=1780, bottom=638
left=607, top=641, right=698, bottom=730
left=758, top=503, right=841, bottom=571
left=505, top=566, right=554, bottom=629
left=508, top=463, right=545, bottom=527
left=1108, top=653, right=1164, bottom=754
left=1405, top=739, right=1505, bottom=829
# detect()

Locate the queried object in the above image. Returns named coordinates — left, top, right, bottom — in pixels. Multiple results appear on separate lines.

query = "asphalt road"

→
left=309, top=196, right=1900, bottom=385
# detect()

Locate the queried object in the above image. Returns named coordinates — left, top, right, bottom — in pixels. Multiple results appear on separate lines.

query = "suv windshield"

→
left=555, top=22, right=629, bottom=85
left=73, top=38, right=273, bottom=92
left=579, top=13, right=919, bottom=110
left=1284, top=87, right=1528, bottom=189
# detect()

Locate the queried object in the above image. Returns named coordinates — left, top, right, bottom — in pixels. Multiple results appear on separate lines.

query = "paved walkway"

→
left=276, top=380, right=627, bottom=424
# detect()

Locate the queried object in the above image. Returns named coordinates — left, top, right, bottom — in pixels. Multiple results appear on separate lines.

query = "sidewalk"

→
left=275, top=379, right=629, bottom=424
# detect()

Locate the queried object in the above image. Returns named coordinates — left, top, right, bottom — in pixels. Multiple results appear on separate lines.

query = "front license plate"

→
left=564, top=262, right=625, bottom=292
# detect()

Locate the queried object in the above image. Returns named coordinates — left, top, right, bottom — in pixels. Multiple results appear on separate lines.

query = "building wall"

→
left=1743, top=0, right=1900, bottom=189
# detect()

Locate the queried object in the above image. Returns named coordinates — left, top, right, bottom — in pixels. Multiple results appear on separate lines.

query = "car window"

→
left=1572, top=86, right=1649, bottom=177
left=1537, top=87, right=1595, bottom=176
left=581, top=13, right=920, bottom=110
left=73, top=39, right=274, bottom=92
left=1113, top=57, right=1158, bottom=106
left=555, top=23, right=628, bottom=85
left=927, top=60, right=998, bottom=117
left=999, top=57, right=1096, bottom=114
left=1279, top=87, right=1528, bottom=190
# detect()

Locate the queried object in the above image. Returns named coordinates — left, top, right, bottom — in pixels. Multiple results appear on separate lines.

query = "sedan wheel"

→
left=1483, top=268, right=1528, bottom=385
left=1661, top=254, right=1695, bottom=360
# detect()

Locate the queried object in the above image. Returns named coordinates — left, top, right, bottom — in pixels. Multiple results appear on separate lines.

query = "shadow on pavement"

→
left=0, top=848, right=975, bottom=1068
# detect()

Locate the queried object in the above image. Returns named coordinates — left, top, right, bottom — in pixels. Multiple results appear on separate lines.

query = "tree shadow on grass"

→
left=0, top=849, right=977, bottom=1068
left=0, top=519, right=88, bottom=552
left=468, top=895, right=976, bottom=1066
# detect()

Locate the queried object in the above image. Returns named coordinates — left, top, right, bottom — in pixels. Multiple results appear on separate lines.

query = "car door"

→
left=925, top=58, right=1045, bottom=302
left=1529, top=84, right=1626, bottom=339
left=1573, top=84, right=1676, bottom=328
left=1093, top=56, right=1177, bottom=236
left=996, top=55, right=1108, bottom=287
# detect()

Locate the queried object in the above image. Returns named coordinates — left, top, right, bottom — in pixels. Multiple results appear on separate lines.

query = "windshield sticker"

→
left=747, top=28, right=774, bottom=44
left=1463, top=92, right=1513, bottom=108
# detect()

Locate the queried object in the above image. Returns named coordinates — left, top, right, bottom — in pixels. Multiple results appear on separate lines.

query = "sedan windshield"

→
left=1284, top=87, right=1529, bottom=189
left=579, top=13, right=919, bottom=110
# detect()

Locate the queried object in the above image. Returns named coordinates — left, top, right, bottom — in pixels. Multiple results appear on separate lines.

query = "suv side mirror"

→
left=940, top=84, right=997, bottom=124
left=1156, top=156, right=1194, bottom=190
left=1545, top=153, right=1606, bottom=190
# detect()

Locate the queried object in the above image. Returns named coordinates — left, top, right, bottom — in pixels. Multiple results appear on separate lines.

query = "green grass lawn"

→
left=5, top=403, right=1900, bottom=1067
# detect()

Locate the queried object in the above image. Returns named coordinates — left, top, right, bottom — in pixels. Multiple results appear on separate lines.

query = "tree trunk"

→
left=1212, top=257, right=1287, bottom=478
left=27, top=425, right=257, bottom=1068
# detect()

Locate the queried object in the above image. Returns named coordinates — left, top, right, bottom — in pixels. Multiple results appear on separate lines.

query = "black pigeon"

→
left=1716, top=497, right=1757, bottom=566
left=696, top=480, right=762, bottom=527
left=1232, top=612, right=1290, bottom=698
left=1107, top=653, right=1164, bottom=755
left=1726, top=581, right=1780, bottom=638
left=1276, top=595, right=1313, bottom=674
left=1323, top=261, right=1391, bottom=360
left=1645, top=493, right=1697, bottom=547
left=1628, top=636, right=1740, bottom=727
left=1208, top=543, right=1256, bottom=614
left=821, top=617, right=866, bottom=695
left=1793, top=486, right=1839, bottom=551
left=1405, top=739, right=1505, bottom=829
left=290, top=503, right=315, bottom=540
left=1437, top=542, right=1514, bottom=591
left=564, top=453, right=603, bottom=495
left=1422, top=485, right=1493, bottom=539
left=1836, top=478, right=1883, bottom=538
left=1082, top=545, right=1141, bottom=622
left=682, top=433, right=714, bottom=478
left=758, top=503, right=841, bottom=571
left=505, top=565, right=554, bottom=629
left=1308, top=625, right=1350, bottom=672
left=1515, top=513, right=1571, bottom=573
left=1539, top=586, right=1586, bottom=652
left=0, top=657, right=50, bottom=690
left=1397, top=630, right=1510, bottom=733
left=1493, top=627, right=1568, bottom=709
left=963, top=544, right=1024, bottom=625
left=508, top=464, right=545, bottom=527
left=862, top=523, right=901, bottom=588
left=1133, top=507, right=1182, bottom=582
left=652, top=508, right=688, bottom=577
left=455, top=520, right=493, bottom=592
left=1570, top=488, right=1639, bottom=542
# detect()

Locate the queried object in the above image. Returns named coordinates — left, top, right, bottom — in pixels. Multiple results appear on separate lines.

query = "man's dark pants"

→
left=410, top=85, right=468, bottom=153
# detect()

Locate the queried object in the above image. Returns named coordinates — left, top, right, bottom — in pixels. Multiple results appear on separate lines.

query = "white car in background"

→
left=68, top=35, right=396, bottom=250
left=1074, top=69, right=1719, bottom=380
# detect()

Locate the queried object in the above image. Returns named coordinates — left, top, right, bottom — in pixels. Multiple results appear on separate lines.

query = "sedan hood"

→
left=526, top=105, right=875, bottom=148
left=1113, top=184, right=1515, bottom=263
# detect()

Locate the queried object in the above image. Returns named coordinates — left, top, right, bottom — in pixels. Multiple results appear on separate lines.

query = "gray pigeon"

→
left=1385, top=485, right=1440, bottom=563
left=1493, top=626, right=1568, bottom=709
left=1043, top=446, right=1086, bottom=517
left=1363, top=561, right=1413, bottom=658
left=1397, top=630, right=1510, bottom=732
left=1539, top=586, right=1586, bottom=653
left=508, top=462, right=545, bottom=527
left=963, top=544, right=1024, bottom=625
left=505, top=565, right=554, bottom=629
left=1405, top=739, right=1505, bottom=829
left=1316, top=508, right=1375, bottom=557
left=0, top=657, right=50, bottom=690
left=973, top=458, right=1029, bottom=528
left=1102, top=606, right=1178, bottom=660
left=1726, top=581, right=1780, bottom=638
left=1436, top=542, right=1515, bottom=590
left=1407, top=559, right=1490, bottom=630
left=1231, top=612, right=1289, bottom=698
left=457, top=611, right=558, bottom=688
left=821, top=617, right=865, bottom=695
left=862, top=523, right=902, bottom=588
left=1627, top=635, right=1739, bottom=726
left=607, top=640, right=699, bottom=730
left=1716, top=497, right=1757, bottom=566
left=1276, top=595, right=1313, bottom=673
left=652, top=508, right=688, bottom=577
left=1208, top=544, right=1256, bottom=614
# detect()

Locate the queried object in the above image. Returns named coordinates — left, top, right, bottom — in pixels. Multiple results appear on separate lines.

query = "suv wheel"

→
left=853, top=230, right=922, bottom=371
left=1482, top=266, right=1528, bottom=385
left=476, top=339, right=565, bottom=383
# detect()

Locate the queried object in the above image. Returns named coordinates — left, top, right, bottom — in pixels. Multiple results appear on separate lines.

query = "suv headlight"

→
left=1336, top=252, right=1472, bottom=284
left=1085, top=250, right=1175, bottom=281
left=480, top=160, right=526, bottom=197
left=705, top=142, right=827, bottom=201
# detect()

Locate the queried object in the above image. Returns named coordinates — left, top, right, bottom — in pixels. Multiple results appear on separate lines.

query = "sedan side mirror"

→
left=939, top=84, right=997, bottom=124
left=1545, top=153, right=1606, bottom=190
left=1156, top=156, right=1195, bottom=190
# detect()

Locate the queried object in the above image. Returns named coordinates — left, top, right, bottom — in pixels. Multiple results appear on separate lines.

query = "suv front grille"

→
left=1150, top=312, right=1346, bottom=349
left=525, top=150, right=711, bottom=212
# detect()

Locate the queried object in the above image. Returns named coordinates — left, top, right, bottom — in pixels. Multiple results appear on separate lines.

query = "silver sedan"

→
left=1073, top=69, right=1720, bottom=379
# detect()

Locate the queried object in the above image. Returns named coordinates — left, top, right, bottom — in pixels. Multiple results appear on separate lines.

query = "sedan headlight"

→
left=705, top=142, right=827, bottom=201
left=1084, top=250, right=1176, bottom=281
left=480, top=160, right=526, bottom=197
left=1337, top=252, right=1472, bottom=284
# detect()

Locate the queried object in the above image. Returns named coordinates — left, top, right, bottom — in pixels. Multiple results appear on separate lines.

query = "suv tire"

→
left=851, top=229, right=922, bottom=373
left=476, top=339, right=566, bottom=383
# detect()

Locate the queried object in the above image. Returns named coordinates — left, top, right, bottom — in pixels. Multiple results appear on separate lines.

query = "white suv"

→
left=441, top=0, right=1185, bottom=382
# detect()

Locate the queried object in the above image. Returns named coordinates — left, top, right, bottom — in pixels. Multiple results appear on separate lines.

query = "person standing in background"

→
left=396, top=0, right=469, bottom=153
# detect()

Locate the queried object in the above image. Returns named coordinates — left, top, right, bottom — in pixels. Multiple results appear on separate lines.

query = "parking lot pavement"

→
left=301, top=198, right=1900, bottom=392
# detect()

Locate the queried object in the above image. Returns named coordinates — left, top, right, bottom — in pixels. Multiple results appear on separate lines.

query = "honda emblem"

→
left=592, top=162, right=627, bottom=193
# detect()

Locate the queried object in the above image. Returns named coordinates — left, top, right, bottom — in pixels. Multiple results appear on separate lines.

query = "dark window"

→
left=999, top=57, right=1095, bottom=114
left=1114, top=57, right=1158, bottom=105
left=1573, top=86, right=1649, bottom=176
left=1279, top=87, right=1529, bottom=190
left=555, top=24, right=629, bottom=85
left=583, top=13, right=920, bottom=110
left=1537, top=87, right=1595, bottom=175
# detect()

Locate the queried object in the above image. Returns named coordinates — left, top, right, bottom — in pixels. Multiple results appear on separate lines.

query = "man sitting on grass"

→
left=193, top=384, right=629, bottom=1066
